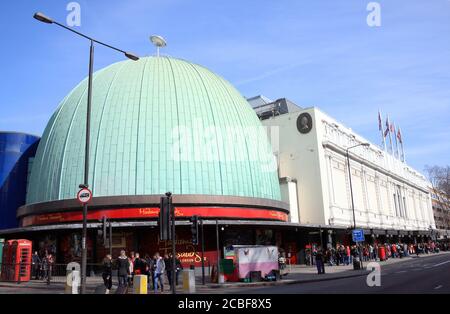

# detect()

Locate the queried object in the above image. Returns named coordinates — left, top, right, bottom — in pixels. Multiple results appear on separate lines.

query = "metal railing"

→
left=0, top=263, right=105, bottom=284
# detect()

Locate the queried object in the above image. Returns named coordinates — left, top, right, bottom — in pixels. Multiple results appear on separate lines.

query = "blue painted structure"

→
left=0, top=132, right=40, bottom=229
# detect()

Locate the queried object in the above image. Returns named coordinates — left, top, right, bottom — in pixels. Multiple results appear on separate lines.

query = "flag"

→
left=378, top=111, right=382, bottom=131
left=384, top=117, right=389, bottom=137
left=397, top=128, right=402, bottom=143
left=384, top=115, right=394, bottom=154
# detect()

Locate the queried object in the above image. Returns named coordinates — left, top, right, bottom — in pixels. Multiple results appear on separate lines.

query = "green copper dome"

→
left=26, top=56, right=280, bottom=204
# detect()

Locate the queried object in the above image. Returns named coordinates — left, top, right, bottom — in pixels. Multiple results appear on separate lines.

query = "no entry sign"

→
left=77, top=188, right=92, bottom=204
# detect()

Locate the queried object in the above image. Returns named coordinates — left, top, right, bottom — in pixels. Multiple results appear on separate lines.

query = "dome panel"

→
left=26, top=56, right=281, bottom=204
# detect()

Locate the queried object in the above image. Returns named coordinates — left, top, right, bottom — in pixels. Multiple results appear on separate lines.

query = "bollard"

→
left=182, top=269, right=196, bottom=293
left=133, top=275, right=147, bottom=294
left=65, top=262, right=81, bottom=294
left=71, top=270, right=80, bottom=294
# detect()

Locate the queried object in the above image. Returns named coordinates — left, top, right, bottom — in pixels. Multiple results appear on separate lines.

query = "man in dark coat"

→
left=116, top=250, right=130, bottom=289
left=164, top=254, right=173, bottom=288
left=133, top=253, right=147, bottom=275
left=32, top=251, right=41, bottom=280
left=315, top=248, right=325, bottom=274
left=171, top=253, right=183, bottom=286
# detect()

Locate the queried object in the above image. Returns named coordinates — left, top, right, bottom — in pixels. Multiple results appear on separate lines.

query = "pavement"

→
left=195, top=251, right=450, bottom=293
left=0, top=251, right=448, bottom=294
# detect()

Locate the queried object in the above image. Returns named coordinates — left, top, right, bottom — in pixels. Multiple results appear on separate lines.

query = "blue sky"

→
left=1, top=0, right=449, bottom=172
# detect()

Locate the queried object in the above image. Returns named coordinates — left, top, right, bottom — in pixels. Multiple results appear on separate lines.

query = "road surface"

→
left=228, top=253, right=450, bottom=294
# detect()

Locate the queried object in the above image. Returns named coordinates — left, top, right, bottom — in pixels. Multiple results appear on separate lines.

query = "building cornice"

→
left=322, top=140, right=430, bottom=194
left=17, top=194, right=290, bottom=219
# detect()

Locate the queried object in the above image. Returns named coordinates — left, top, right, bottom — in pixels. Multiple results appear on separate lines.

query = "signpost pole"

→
left=200, top=218, right=205, bottom=285
left=215, top=220, right=221, bottom=283
left=80, top=40, right=94, bottom=295
left=169, top=194, right=176, bottom=294
left=109, top=220, right=112, bottom=256
left=352, top=229, right=365, bottom=269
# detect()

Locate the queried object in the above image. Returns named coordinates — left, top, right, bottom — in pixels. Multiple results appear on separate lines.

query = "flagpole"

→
left=393, top=123, right=400, bottom=159
left=401, top=141, right=406, bottom=163
left=387, top=115, right=394, bottom=154
left=379, top=110, right=386, bottom=151
left=399, top=127, right=405, bottom=163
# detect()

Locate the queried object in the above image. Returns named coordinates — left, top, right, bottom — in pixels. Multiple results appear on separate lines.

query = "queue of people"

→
left=102, top=250, right=183, bottom=294
left=311, top=240, right=445, bottom=274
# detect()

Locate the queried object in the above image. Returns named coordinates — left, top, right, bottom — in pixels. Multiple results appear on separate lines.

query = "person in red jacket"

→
left=391, top=243, right=398, bottom=258
left=345, top=246, right=351, bottom=265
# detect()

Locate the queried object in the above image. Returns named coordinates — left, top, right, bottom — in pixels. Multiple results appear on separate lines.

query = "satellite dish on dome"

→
left=150, top=35, right=167, bottom=57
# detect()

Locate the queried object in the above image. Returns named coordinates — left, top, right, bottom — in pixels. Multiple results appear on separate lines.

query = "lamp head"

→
left=33, top=12, right=53, bottom=24
left=124, top=52, right=140, bottom=61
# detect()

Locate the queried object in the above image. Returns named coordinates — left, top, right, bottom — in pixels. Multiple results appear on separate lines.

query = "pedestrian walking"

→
left=369, top=244, right=374, bottom=260
left=335, top=247, right=341, bottom=266
left=102, top=254, right=113, bottom=294
left=403, top=243, right=409, bottom=257
left=363, top=246, right=369, bottom=261
left=173, top=253, right=183, bottom=286
left=144, top=254, right=154, bottom=289
left=164, top=254, right=173, bottom=288
left=326, top=248, right=333, bottom=266
left=345, top=245, right=351, bottom=265
left=373, top=244, right=378, bottom=261
left=128, top=253, right=134, bottom=286
left=391, top=243, right=398, bottom=258
left=116, top=250, right=130, bottom=292
left=153, top=252, right=165, bottom=293
left=315, top=248, right=325, bottom=275
left=43, top=250, right=54, bottom=285
left=339, top=245, right=345, bottom=265
left=166, top=253, right=183, bottom=287
left=126, top=251, right=135, bottom=286
left=133, top=253, right=147, bottom=275
left=32, top=251, right=41, bottom=280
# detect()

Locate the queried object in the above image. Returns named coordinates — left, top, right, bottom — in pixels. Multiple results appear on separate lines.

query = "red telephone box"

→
left=0, top=239, right=32, bottom=282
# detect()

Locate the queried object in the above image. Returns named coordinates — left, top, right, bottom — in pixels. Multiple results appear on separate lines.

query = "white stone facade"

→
left=261, top=107, right=436, bottom=231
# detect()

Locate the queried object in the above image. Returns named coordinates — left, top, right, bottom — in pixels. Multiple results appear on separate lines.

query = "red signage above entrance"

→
left=20, top=206, right=288, bottom=227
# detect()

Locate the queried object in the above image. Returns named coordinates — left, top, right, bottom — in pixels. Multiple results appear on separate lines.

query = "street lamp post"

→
left=33, top=12, right=139, bottom=294
left=346, top=142, right=370, bottom=269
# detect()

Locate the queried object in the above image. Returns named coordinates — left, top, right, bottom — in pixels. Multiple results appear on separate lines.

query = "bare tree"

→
left=424, top=165, right=450, bottom=195
left=425, top=165, right=450, bottom=230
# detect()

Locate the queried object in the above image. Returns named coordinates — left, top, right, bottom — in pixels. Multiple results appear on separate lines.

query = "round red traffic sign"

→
left=77, top=188, right=92, bottom=204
